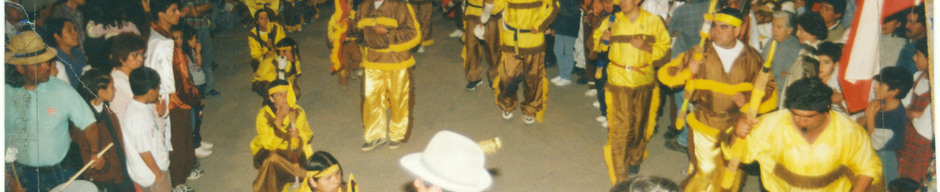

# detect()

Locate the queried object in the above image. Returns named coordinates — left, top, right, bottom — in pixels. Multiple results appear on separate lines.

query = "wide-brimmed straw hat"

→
left=6, top=31, right=57, bottom=66
left=400, top=131, right=492, bottom=192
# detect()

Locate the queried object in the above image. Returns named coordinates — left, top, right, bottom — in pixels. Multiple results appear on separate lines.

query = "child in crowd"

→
left=249, top=8, right=287, bottom=71
left=296, top=151, right=358, bottom=192
left=861, top=66, right=913, bottom=188
left=171, top=25, right=213, bottom=159
left=898, top=38, right=934, bottom=182
left=178, top=25, right=215, bottom=157
left=122, top=67, right=173, bottom=192
left=812, top=42, right=847, bottom=114
left=74, top=69, right=135, bottom=191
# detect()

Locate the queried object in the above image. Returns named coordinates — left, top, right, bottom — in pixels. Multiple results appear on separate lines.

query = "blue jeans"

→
left=595, top=52, right=609, bottom=116
left=675, top=90, right=688, bottom=146
left=197, top=27, right=216, bottom=90
left=878, top=149, right=898, bottom=189
left=13, top=163, right=79, bottom=192
left=553, top=35, right=577, bottom=80
left=193, top=84, right=207, bottom=148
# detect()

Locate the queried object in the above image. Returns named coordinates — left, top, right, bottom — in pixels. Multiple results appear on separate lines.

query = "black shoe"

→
left=388, top=140, right=404, bottom=149
left=466, top=80, right=483, bottom=91
left=663, top=126, right=679, bottom=139
left=664, top=139, right=688, bottom=155
left=629, top=165, right=640, bottom=175
left=360, top=138, right=387, bottom=152
left=205, top=89, right=220, bottom=97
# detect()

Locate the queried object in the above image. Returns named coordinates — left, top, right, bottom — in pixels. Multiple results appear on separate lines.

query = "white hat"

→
left=400, top=131, right=492, bottom=192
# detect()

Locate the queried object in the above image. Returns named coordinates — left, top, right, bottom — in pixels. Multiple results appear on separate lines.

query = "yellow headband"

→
left=713, top=13, right=742, bottom=27
left=277, top=46, right=294, bottom=51
left=306, top=164, right=340, bottom=178
left=268, top=85, right=290, bottom=96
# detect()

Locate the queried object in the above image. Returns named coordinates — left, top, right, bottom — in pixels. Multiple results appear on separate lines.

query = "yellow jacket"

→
left=591, top=11, right=670, bottom=87
left=253, top=53, right=302, bottom=84
left=464, top=0, right=504, bottom=17
left=250, top=106, right=314, bottom=156
left=496, top=0, right=557, bottom=53
left=728, top=110, right=882, bottom=191
left=353, top=0, right=422, bottom=70
left=249, top=23, right=287, bottom=60
left=244, top=0, right=280, bottom=16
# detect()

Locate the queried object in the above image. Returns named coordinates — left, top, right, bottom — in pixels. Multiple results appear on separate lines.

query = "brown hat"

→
left=5, top=31, right=57, bottom=65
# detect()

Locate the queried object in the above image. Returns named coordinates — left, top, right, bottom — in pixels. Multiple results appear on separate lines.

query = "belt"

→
left=466, top=2, right=483, bottom=8
left=502, top=22, right=534, bottom=56
left=609, top=61, right=648, bottom=74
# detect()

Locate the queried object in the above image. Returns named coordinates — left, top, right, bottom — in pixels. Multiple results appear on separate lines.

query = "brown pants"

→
left=412, top=2, right=433, bottom=46
left=339, top=41, right=362, bottom=86
left=168, top=108, right=195, bottom=187
left=252, top=154, right=306, bottom=192
left=495, top=52, right=547, bottom=119
left=581, top=19, right=597, bottom=86
left=463, top=15, right=501, bottom=84
left=605, top=84, right=655, bottom=182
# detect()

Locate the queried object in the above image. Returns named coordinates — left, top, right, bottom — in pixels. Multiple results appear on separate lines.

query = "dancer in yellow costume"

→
left=657, top=8, right=776, bottom=192
left=492, top=0, right=557, bottom=124
left=244, top=0, right=280, bottom=17
left=251, top=80, right=315, bottom=192
left=461, top=0, right=503, bottom=91
left=253, top=38, right=303, bottom=97
left=410, top=0, right=434, bottom=50
left=728, top=78, right=881, bottom=192
left=351, top=0, right=421, bottom=151
left=328, top=0, right=363, bottom=87
left=594, top=0, right=670, bottom=183
left=249, top=8, right=287, bottom=71
left=293, top=151, right=359, bottom=192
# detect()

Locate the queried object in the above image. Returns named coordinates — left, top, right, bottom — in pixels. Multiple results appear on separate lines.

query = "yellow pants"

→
left=494, top=52, right=547, bottom=120
left=362, top=68, right=413, bottom=142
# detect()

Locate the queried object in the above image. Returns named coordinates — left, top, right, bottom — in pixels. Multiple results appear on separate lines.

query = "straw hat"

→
left=400, top=131, right=492, bottom=192
left=6, top=31, right=57, bottom=65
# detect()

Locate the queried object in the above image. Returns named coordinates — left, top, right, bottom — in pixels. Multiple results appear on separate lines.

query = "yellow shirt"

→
left=464, top=0, right=504, bottom=17
left=591, top=11, right=670, bottom=87
left=496, top=0, right=556, bottom=49
left=253, top=54, right=302, bottom=84
left=250, top=106, right=314, bottom=156
left=249, top=23, right=287, bottom=60
left=736, top=110, right=882, bottom=191
left=244, top=0, right=280, bottom=16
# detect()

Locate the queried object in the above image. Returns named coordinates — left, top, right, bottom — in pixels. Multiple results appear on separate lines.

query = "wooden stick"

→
left=56, top=143, right=114, bottom=192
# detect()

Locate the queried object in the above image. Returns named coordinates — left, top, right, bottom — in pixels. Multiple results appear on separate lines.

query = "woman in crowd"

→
left=44, top=17, right=88, bottom=89
left=74, top=69, right=136, bottom=191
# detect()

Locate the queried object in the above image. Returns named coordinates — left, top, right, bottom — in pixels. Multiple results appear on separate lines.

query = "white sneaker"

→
left=523, top=115, right=536, bottom=124
left=173, top=184, right=195, bottom=192
left=502, top=111, right=513, bottom=120
left=417, top=46, right=425, bottom=53
left=550, top=76, right=563, bottom=84
left=195, top=147, right=213, bottom=159
left=552, top=78, right=571, bottom=87
left=601, top=122, right=608, bottom=128
left=596, top=115, right=607, bottom=122
left=448, top=29, right=464, bottom=38
left=584, top=89, right=597, bottom=97
left=187, top=168, right=205, bottom=180
left=200, top=141, right=213, bottom=149
left=592, top=101, right=600, bottom=108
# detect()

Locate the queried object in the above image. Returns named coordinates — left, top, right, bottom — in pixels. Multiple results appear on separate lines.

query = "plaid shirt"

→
left=182, top=0, right=212, bottom=30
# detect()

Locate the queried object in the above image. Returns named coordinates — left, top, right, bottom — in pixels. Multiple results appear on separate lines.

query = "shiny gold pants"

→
left=362, top=68, right=414, bottom=142
left=681, top=126, right=742, bottom=192
left=494, top=52, right=547, bottom=121
left=252, top=154, right=306, bottom=192
left=413, top=2, right=433, bottom=46
left=339, top=42, right=362, bottom=86
left=462, top=16, right=501, bottom=83
left=604, top=84, right=656, bottom=182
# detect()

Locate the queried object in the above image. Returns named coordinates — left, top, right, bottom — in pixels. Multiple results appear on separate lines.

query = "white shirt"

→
left=110, top=70, right=134, bottom=117
left=902, top=71, right=933, bottom=139
left=144, top=28, right=177, bottom=96
left=53, top=61, right=70, bottom=84
left=713, top=40, right=744, bottom=73
left=121, top=100, right=171, bottom=187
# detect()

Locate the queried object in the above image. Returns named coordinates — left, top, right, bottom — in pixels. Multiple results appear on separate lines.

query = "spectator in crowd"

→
left=171, top=25, right=213, bottom=159
left=75, top=68, right=136, bottom=191
left=860, top=67, right=913, bottom=189
left=811, top=42, right=847, bottom=114
left=43, top=18, right=87, bottom=89
left=249, top=8, right=286, bottom=71
left=898, top=38, right=933, bottom=182
left=251, top=80, right=314, bottom=192
left=896, top=4, right=925, bottom=74
left=181, top=0, right=221, bottom=97
left=779, top=11, right=826, bottom=106
left=549, top=0, right=582, bottom=87
left=110, top=33, right=148, bottom=118
left=594, top=0, right=671, bottom=182
left=296, top=151, right=359, bottom=192
left=83, top=0, right=142, bottom=71
left=122, top=67, right=173, bottom=192
left=50, top=0, right=87, bottom=49
left=5, top=1, right=29, bottom=40
left=732, top=77, right=882, bottom=191
left=5, top=31, right=103, bottom=192
left=880, top=9, right=909, bottom=69
left=609, top=176, right=679, bottom=192
left=816, top=0, right=846, bottom=42
left=402, top=131, right=493, bottom=192
left=763, top=10, right=801, bottom=98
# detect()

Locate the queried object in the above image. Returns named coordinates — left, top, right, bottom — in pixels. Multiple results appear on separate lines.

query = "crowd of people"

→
left=3, top=0, right=937, bottom=191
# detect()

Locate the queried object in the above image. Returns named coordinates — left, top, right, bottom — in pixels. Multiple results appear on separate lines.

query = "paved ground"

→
left=188, top=6, right=760, bottom=191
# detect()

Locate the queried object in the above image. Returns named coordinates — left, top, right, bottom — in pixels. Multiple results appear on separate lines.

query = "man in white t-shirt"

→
left=122, top=67, right=173, bottom=192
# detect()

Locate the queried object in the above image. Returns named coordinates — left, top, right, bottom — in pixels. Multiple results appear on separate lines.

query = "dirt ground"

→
left=189, top=7, right=760, bottom=191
